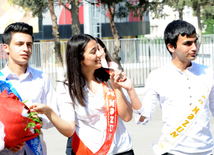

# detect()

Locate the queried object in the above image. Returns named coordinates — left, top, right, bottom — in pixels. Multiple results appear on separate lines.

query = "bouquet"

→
left=0, top=90, right=42, bottom=148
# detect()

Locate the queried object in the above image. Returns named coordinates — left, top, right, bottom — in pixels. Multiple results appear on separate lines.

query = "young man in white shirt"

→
left=0, top=22, right=59, bottom=155
left=123, top=20, right=214, bottom=154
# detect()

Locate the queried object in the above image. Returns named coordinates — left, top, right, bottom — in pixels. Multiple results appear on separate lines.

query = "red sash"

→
left=72, top=82, right=118, bottom=155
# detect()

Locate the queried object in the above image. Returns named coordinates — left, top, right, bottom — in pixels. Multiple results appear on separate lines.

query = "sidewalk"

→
left=42, top=87, right=214, bottom=155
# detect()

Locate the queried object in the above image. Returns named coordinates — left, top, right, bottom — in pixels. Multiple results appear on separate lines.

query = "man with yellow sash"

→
left=131, top=20, right=214, bottom=155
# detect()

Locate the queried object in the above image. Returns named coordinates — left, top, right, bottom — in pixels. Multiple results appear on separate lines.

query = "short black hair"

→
left=164, top=20, right=196, bottom=55
left=2, top=22, right=34, bottom=45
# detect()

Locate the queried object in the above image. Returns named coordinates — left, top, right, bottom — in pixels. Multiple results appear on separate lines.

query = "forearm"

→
left=127, top=86, right=146, bottom=122
left=45, top=108, right=75, bottom=137
left=115, top=88, right=133, bottom=122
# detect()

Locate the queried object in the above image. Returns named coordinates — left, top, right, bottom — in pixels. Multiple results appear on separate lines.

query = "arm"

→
left=114, top=71, right=159, bottom=124
left=29, top=103, right=75, bottom=137
left=110, top=71, right=133, bottom=122
left=113, top=74, right=146, bottom=122
left=209, top=72, right=214, bottom=116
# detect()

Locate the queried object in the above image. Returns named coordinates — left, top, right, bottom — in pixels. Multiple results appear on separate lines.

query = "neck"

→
left=7, top=61, right=28, bottom=77
left=171, top=59, right=191, bottom=72
left=82, top=69, right=99, bottom=88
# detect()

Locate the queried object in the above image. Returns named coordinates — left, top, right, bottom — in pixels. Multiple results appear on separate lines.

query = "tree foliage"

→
left=164, top=0, right=185, bottom=20
left=8, top=0, right=49, bottom=17
left=201, top=4, right=214, bottom=34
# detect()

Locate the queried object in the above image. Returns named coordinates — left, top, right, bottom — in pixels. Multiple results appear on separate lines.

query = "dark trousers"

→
left=66, top=136, right=134, bottom=155
left=71, top=149, right=134, bottom=155
left=66, top=136, right=73, bottom=155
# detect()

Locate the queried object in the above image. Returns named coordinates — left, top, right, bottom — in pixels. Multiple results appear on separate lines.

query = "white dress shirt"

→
left=135, top=62, right=214, bottom=155
left=0, top=65, right=59, bottom=155
left=57, top=82, right=133, bottom=154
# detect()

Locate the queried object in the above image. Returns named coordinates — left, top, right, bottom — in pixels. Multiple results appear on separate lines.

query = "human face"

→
left=81, top=39, right=102, bottom=71
left=3, top=32, right=33, bottom=66
left=97, top=43, right=106, bottom=60
left=168, top=33, right=197, bottom=64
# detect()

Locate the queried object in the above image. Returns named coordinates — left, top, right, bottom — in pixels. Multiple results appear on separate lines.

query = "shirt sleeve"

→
left=209, top=71, right=214, bottom=116
left=39, top=74, right=59, bottom=129
left=134, top=71, right=159, bottom=125
left=56, top=82, right=75, bottom=121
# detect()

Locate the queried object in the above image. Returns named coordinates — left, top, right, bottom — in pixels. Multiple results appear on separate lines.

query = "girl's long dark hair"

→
left=66, top=34, right=109, bottom=106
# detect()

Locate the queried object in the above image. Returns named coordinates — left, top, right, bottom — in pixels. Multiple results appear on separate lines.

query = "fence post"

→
left=148, top=39, right=151, bottom=73
left=40, top=42, right=43, bottom=72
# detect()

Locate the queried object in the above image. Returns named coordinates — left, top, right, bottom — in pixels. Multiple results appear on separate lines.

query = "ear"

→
left=167, top=43, right=175, bottom=54
left=3, top=44, right=9, bottom=55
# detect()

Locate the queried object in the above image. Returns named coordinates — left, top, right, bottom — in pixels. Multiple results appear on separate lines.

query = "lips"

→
left=20, top=54, right=29, bottom=58
left=96, top=59, right=101, bottom=63
left=190, top=52, right=196, bottom=56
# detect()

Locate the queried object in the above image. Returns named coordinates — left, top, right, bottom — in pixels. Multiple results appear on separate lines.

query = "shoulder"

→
left=56, top=80, right=69, bottom=94
left=191, top=62, right=212, bottom=75
left=148, top=63, right=169, bottom=77
left=29, top=67, right=50, bottom=79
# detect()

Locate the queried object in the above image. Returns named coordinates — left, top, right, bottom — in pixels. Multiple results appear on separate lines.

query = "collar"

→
left=169, top=61, right=194, bottom=76
left=1, top=63, right=33, bottom=79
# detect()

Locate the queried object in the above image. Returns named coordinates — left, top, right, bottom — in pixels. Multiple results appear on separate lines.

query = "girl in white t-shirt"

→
left=29, top=34, right=136, bottom=155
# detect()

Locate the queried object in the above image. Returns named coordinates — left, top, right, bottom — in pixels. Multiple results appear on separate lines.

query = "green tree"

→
left=126, top=0, right=166, bottom=20
left=8, top=0, right=64, bottom=68
left=201, top=4, right=214, bottom=34
left=164, top=0, right=185, bottom=20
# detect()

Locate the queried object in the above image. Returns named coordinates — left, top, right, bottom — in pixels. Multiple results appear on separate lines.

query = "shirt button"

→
left=190, top=103, right=192, bottom=106
left=190, top=96, right=192, bottom=98
left=189, top=87, right=191, bottom=89
left=187, top=78, right=189, bottom=80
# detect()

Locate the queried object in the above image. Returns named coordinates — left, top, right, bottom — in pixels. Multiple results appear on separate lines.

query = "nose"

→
left=192, top=42, right=197, bottom=51
left=23, top=43, right=29, bottom=51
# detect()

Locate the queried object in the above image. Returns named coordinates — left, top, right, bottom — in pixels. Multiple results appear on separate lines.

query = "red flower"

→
left=0, top=90, right=42, bottom=147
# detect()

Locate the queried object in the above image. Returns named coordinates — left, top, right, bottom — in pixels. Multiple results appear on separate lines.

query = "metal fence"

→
left=1, top=36, right=214, bottom=88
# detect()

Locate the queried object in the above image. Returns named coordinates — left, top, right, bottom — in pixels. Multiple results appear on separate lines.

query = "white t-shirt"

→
left=57, top=82, right=133, bottom=154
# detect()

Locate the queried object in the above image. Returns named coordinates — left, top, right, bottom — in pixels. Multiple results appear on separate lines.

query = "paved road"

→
left=42, top=87, right=214, bottom=155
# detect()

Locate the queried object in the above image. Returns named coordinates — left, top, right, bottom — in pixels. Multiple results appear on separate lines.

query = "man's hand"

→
left=7, top=142, right=25, bottom=153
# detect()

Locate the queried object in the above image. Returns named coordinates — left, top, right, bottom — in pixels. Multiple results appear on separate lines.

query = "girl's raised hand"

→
left=29, top=103, right=50, bottom=115
left=110, top=70, right=134, bottom=91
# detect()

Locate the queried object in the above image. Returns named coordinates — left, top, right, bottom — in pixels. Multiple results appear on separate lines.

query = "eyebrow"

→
left=182, top=37, right=198, bottom=44
left=89, top=47, right=97, bottom=52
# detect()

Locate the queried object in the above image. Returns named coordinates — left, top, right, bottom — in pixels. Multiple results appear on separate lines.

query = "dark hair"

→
left=2, top=22, right=34, bottom=45
left=164, top=20, right=196, bottom=55
left=66, top=34, right=109, bottom=106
